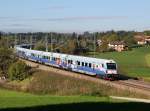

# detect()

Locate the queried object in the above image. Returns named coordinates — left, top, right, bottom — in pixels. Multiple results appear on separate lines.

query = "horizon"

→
left=0, top=0, right=150, bottom=33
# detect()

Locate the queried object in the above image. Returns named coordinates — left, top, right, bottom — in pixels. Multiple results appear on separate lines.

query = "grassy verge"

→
left=1, top=70, right=148, bottom=99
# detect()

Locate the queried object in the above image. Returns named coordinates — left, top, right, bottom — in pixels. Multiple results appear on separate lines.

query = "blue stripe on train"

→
left=28, top=56, right=106, bottom=75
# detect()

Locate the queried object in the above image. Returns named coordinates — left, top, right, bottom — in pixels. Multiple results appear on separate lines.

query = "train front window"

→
left=107, top=63, right=116, bottom=70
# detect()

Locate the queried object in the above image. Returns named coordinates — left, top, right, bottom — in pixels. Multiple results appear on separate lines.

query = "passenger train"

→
left=15, top=45, right=119, bottom=80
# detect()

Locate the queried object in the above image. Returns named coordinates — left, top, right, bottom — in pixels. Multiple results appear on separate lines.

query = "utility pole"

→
left=30, top=35, right=32, bottom=50
left=14, top=34, right=17, bottom=46
left=93, top=33, right=96, bottom=58
left=51, top=33, right=53, bottom=52
left=77, top=34, right=79, bottom=47
left=19, top=34, right=21, bottom=45
left=45, top=34, right=48, bottom=52
left=6, top=33, right=9, bottom=48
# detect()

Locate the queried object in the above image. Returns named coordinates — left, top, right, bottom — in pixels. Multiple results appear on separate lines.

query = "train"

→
left=15, top=44, right=119, bottom=80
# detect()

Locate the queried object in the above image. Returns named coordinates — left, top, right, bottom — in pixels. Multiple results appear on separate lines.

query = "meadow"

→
left=0, top=88, right=150, bottom=111
left=0, top=88, right=113, bottom=109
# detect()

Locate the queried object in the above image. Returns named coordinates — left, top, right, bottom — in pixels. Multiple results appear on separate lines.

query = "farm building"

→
left=108, top=41, right=128, bottom=52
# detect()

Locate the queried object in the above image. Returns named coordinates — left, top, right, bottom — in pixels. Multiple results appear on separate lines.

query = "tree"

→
left=34, top=40, right=46, bottom=51
left=0, top=48, right=17, bottom=77
left=8, top=61, right=31, bottom=81
left=97, top=37, right=109, bottom=52
left=107, top=33, right=120, bottom=42
left=60, top=39, right=77, bottom=54
left=0, top=37, right=18, bottom=77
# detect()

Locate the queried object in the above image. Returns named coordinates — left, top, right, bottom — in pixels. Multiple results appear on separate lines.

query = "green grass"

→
left=0, top=88, right=119, bottom=109
left=0, top=88, right=150, bottom=111
left=89, top=46, right=150, bottom=77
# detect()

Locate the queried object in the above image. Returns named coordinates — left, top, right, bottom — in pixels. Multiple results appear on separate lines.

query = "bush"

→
left=8, top=61, right=31, bottom=81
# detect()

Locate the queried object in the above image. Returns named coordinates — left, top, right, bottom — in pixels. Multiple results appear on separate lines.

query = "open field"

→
left=0, top=88, right=150, bottom=111
left=89, top=46, right=150, bottom=78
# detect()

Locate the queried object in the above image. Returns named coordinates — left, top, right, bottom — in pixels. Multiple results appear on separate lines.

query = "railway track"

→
left=113, top=80, right=150, bottom=92
left=20, top=58, right=150, bottom=97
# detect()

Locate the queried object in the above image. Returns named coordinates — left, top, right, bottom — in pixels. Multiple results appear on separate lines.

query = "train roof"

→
left=15, top=45, right=116, bottom=63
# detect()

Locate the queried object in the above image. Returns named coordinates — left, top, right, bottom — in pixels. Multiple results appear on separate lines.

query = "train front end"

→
left=105, top=61, right=119, bottom=80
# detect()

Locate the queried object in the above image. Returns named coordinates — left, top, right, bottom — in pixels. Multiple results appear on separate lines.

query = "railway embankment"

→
left=21, top=59, right=150, bottom=98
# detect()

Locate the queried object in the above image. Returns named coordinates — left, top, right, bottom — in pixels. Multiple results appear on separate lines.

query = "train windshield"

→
left=107, top=63, right=116, bottom=70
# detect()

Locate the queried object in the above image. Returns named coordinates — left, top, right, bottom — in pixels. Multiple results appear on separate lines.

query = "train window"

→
left=68, top=60, right=70, bottom=64
left=31, top=53, right=34, bottom=56
left=71, top=60, right=73, bottom=64
left=96, top=65, right=99, bottom=68
left=48, top=56, right=50, bottom=60
left=82, top=62, right=84, bottom=66
left=85, top=63, right=88, bottom=67
left=102, top=64, right=104, bottom=67
left=107, top=63, right=116, bottom=69
left=77, top=61, right=80, bottom=66
left=52, top=57, right=54, bottom=61
left=89, top=63, right=92, bottom=68
left=32, top=53, right=35, bottom=57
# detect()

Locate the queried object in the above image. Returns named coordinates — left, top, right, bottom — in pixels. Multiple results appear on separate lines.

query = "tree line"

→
left=1, top=30, right=150, bottom=54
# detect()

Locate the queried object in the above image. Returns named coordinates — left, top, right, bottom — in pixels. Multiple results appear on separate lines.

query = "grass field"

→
left=89, top=46, right=150, bottom=78
left=0, top=88, right=150, bottom=111
left=0, top=88, right=119, bottom=109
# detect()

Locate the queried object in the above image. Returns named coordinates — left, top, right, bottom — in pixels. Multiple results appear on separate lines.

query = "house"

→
left=135, top=35, right=150, bottom=45
left=136, top=38, right=147, bottom=45
left=145, top=36, right=150, bottom=44
left=108, top=41, right=127, bottom=52
left=97, top=39, right=102, bottom=46
left=135, top=34, right=146, bottom=45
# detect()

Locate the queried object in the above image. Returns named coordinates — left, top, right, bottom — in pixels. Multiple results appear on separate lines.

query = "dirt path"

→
left=110, top=96, right=150, bottom=103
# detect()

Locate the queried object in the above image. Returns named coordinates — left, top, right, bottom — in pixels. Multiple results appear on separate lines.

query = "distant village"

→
left=99, top=33, right=150, bottom=52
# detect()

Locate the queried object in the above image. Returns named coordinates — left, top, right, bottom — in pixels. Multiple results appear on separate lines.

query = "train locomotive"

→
left=15, top=45, right=119, bottom=80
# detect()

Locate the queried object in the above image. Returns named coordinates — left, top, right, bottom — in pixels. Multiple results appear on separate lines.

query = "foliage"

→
left=144, top=30, right=150, bottom=36
left=97, top=37, right=109, bottom=52
left=8, top=61, right=31, bottom=81
left=0, top=48, right=17, bottom=77
left=34, top=40, right=46, bottom=51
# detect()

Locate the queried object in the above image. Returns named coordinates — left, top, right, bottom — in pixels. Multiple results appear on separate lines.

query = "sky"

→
left=0, top=0, right=150, bottom=33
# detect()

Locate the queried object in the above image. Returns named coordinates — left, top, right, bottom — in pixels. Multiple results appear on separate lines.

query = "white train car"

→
left=15, top=45, right=118, bottom=80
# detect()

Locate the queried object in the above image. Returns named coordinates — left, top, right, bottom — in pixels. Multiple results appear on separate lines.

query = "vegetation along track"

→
left=20, top=58, right=150, bottom=97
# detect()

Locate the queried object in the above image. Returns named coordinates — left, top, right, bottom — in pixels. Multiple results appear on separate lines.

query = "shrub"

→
left=8, top=61, right=31, bottom=81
